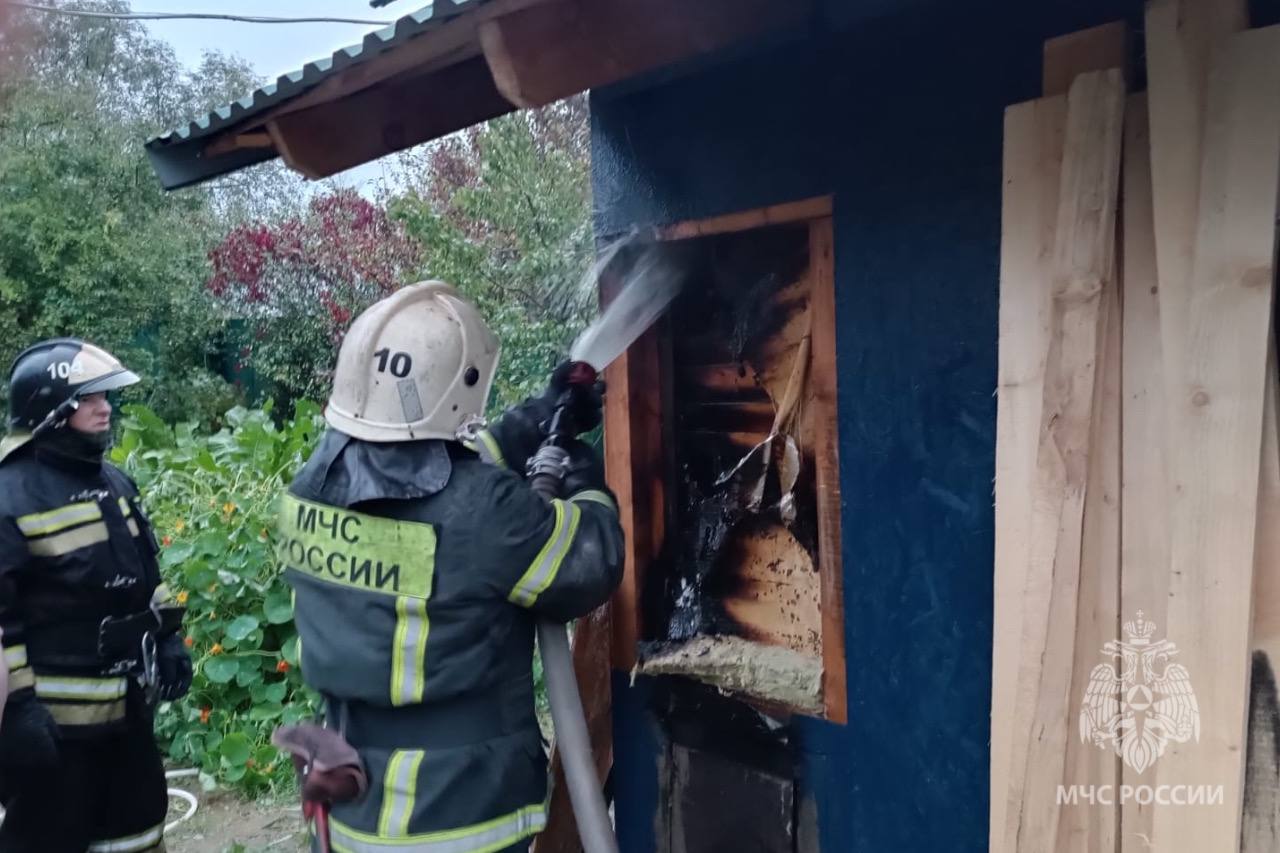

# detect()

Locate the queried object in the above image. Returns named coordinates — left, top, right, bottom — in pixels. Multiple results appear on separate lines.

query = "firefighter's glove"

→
left=489, top=362, right=606, bottom=475
left=551, top=361, right=606, bottom=436
left=156, top=632, right=192, bottom=701
left=530, top=361, right=606, bottom=437
left=562, top=439, right=609, bottom=497
left=0, top=693, right=59, bottom=771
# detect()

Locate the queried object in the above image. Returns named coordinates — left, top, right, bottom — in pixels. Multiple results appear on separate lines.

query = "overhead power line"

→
left=9, top=2, right=396, bottom=26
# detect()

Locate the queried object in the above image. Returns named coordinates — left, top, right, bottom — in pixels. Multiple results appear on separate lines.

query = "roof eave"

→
left=146, top=0, right=815, bottom=190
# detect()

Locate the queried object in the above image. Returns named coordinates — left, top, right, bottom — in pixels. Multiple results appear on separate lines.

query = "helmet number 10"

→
left=373, top=349, right=413, bottom=378
left=46, top=359, right=84, bottom=380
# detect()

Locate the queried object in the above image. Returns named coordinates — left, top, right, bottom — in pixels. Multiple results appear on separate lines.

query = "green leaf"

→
left=263, top=590, right=293, bottom=624
left=220, top=732, right=251, bottom=766
left=264, top=681, right=287, bottom=703
left=226, top=615, right=259, bottom=641
left=281, top=635, right=300, bottom=666
left=197, top=531, right=227, bottom=558
left=203, top=656, right=239, bottom=683
left=161, top=542, right=195, bottom=567
left=282, top=704, right=310, bottom=725
left=248, top=703, right=283, bottom=721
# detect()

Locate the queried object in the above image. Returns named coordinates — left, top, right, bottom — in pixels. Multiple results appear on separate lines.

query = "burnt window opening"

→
left=604, top=204, right=845, bottom=723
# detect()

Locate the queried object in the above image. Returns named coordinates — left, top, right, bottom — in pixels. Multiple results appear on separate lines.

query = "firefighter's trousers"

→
left=0, top=691, right=167, bottom=853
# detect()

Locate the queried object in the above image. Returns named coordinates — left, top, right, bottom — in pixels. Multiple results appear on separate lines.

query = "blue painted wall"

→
left=592, top=1, right=1277, bottom=851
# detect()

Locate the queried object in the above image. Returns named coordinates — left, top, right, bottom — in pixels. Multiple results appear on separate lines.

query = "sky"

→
left=134, top=0, right=428, bottom=193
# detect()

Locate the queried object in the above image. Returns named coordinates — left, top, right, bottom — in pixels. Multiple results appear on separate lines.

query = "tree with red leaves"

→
left=206, top=190, right=421, bottom=403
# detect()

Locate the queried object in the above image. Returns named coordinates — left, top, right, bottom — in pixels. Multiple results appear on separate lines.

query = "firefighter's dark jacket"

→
left=282, top=425, right=623, bottom=848
left=0, top=442, right=167, bottom=736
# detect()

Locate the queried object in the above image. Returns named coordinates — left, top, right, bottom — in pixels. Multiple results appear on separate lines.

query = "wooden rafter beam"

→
left=263, top=56, right=514, bottom=180
left=477, top=0, right=812, bottom=109
left=203, top=131, right=274, bottom=159
left=251, top=0, right=549, bottom=128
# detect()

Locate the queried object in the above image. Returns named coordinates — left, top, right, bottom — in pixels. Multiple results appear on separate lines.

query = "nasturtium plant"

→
left=112, top=401, right=325, bottom=793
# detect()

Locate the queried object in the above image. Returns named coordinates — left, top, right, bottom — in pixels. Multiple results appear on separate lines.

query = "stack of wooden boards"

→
left=991, top=2, right=1280, bottom=851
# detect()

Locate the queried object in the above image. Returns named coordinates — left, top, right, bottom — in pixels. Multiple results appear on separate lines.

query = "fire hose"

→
left=527, top=361, right=619, bottom=853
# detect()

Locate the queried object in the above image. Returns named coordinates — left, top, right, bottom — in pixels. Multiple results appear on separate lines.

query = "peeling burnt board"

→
left=649, top=222, right=825, bottom=681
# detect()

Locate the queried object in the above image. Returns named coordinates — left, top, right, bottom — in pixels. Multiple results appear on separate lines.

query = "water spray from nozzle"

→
left=569, top=237, right=687, bottom=373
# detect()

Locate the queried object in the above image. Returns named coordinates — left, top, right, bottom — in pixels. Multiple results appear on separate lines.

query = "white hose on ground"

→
left=537, top=620, right=618, bottom=853
left=165, top=768, right=200, bottom=833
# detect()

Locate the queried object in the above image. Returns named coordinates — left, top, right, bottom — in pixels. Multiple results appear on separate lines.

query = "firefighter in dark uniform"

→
left=279, top=281, right=623, bottom=853
left=0, top=339, right=191, bottom=853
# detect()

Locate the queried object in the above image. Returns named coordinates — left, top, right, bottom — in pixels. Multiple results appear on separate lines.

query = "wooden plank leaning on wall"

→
left=1043, top=27, right=1128, bottom=853
left=991, top=90, right=1066, bottom=853
left=1005, top=68, right=1125, bottom=853
left=1118, top=91, right=1163, bottom=853
left=1132, top=2, right=1243, bottom=849
left=1149, top=22, right=1280, bottom=853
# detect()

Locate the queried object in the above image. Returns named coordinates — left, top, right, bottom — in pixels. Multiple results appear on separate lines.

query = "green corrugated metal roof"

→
left=145, top=0, right=490, bottom=189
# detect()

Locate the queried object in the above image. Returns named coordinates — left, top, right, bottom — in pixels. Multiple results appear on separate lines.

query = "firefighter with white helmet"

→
left=277, top=281, right=623, bottom=853
left=0, top=338, right=190, bottom=853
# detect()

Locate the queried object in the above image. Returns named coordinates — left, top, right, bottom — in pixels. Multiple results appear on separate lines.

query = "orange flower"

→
left=210, top=643, right=223, bottom=655
left=176, top=590, right=189, bottom=605
left=200, top=707, right=211, bottom=724
left=223, top=502, right=237, bottom=516
left=276, top=660, right=291, bottom=673
left=183, top=636, right=194, bottom=648
left=161, top=535, right=172, bottom=547
left=174, top=519, right=186, bottom=532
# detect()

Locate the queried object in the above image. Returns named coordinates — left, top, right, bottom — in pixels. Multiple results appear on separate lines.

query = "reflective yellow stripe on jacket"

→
left=377, top=750, right=426, bottom=837
left=16, top=501, right=101, bottom=537
left=331, top=804, right=546, bottom=853
left=117, top=496, right=142, bottom=537
left=391, top=597, right=429, bottom=707
left=35, top=675, right=129, bottom=726
left=17, top=501, right=110, bottom=557
left=508, top=499, right=581, bottom=608
left=4, top=644, right=32, bottom=693
left=462, top=430, right=506, bottom=469
left=568, top=489, right=617, bottom=513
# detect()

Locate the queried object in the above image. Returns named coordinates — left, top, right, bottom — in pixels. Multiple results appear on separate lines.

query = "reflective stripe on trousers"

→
left=331, top=804, right=546, bottom=853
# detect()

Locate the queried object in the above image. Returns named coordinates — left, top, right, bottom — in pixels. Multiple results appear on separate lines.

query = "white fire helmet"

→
left=325, top=281, right=501, bottom=442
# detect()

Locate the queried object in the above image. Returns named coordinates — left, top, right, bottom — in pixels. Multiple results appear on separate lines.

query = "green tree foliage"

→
left=390, top=97, right=596, bottom=412
left=0, top=2, right=302, bottom=424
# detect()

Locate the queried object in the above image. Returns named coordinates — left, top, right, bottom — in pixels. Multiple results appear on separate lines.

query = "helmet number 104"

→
left=46, top=359, right=84, bottom=380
